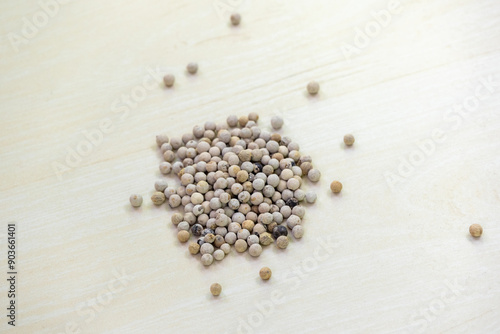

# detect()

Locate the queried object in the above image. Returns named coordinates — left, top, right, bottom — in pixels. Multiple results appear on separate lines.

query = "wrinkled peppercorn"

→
left=191, top=224, right=203, bottom=237
left=272, top=225, right=288, bottom=239
left=285, top=198, right=299, bottom=208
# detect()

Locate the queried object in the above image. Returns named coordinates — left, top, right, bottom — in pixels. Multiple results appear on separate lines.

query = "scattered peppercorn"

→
left=210, top=283, right=222, bottom=296
left=259, top=267, right=272, bottom=280
left=177, top=230, right=190, bottom=243
left=187, top=62, right=198, bottom=74
left=330, top=181, right=342, bottom=193
left=151, top=192, right=166, bottom=205
left=344, top=134, right=355, bottom=146
left=469, top=224, right=483, bottom=237
left=129, top=194, right=143, bottom=207
left=230, top=13, right=241, bottom=26
left=307, top=81, right=320, bottom=95
left=271, top=116, right=284, bottom=130
left=276, top=235, right=289, bottom=249
left=163, top=74, right=175, bottom=87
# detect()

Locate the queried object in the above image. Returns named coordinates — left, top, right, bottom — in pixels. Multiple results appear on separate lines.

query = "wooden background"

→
left=1, top=0, right=499, bottom=333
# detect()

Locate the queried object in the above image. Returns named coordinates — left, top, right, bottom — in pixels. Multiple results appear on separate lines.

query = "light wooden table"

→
left=1, top=0, right=500, bottom=333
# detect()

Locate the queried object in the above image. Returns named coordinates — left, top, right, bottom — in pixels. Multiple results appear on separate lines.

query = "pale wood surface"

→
left=1, top=1, right=500, bottom=333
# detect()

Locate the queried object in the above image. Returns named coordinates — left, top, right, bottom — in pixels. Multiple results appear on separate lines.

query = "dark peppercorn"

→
left=272, top=225, right=288, bottom=239
left=202, top=228, right=215, bottom=237
left=191, top=224, right=203, bottom=236
left=285, top=198, right=299, bottom=208
left=253, top=163, right=263, bottom=173
left=197, top=238, right=205, bottom=246
left=290, top=160, right=296, bottom=167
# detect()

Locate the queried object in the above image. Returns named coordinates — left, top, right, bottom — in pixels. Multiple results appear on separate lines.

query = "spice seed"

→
left=330, top=181, right=342, bottom=193
left=163, top=74, right=175, bottom=87
left=210, top=283, right=222, bottom=296
left=307, top=81, right=320, bottom=95
left=469, top=224, right=483, bottom=237
left=129, top=194, right=143, bottom=207
left=271, top=116, right=284, bottom=130
left=230, top=13, right=241, bottom=26
left=187, top=62, right=198, bottom=74
left=177, top=230, right=190, bottom=243
left=259, top=267, right=272, bottom=280
left=344, top=134, right=355, bottom=146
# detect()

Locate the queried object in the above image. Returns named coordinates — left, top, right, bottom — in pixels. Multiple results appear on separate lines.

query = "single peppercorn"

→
left=188, top=242, right=200, bottom=254
left=272, top=225, right=288, bottom=239
left=249, top=243, right=263, bottom=257
left=330, top=181, right=342, bottom=193
left=230, top=13, right=241, bottom=26
left=285, top=198, right=299, bottom=208
left=469, top=224, right=483, bottom=237
left=163, top=74, right=175, bottom=87
left=191, top=224, right=203, bottom=237
left=344, top=134, right=355, bottom=146
left=129, top=194, right=143, bottom=207
left=201, top=253, right=214, bottom=266
left=210, top=283, right=222, bottom=296
left=308, top=168, right=321, bottom=182
left=248, top=112, right=259, bottom=122
left=235, top=239, right=248, bottom=252
left=307, top=81, right=320, bottom=95
left=276, top=235, right=289, bottom=249
left=177, top=230, right=190, bottom=243
left=151, top=192, right=166, bottom=205
left=259, top=267, right=272, bottom=280
left=271, top=116, right=284, bottom=130
left=187, top=62, right=198, bottom=74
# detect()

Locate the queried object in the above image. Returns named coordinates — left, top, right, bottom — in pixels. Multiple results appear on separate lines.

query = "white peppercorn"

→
left=220, top=243, right=231, bottom=254
left=330, top=180, right=343, bottom=193
left=230, top=13, right=241, bottom=26
left=292, top=205, right=305, bottom=219
left=344, top=134, right=355, bottom=146
left=177, top=230, right=190, bottom=243
left=177, top=221, right=190, bottom=231
left=213, top=249, right=225, bottom=261
left=286, top=215, right=301, bottom=229
left=129, top=194, right=143, bottom=207
left=276, top=235, right=289, bottom=249
left=235, top=239, right=248, bottom=252
left=163, top=74, right=175, bottom=87
left=287, top=178, right=300, bottom=191
left=187, top=62, right=198, bottom=74
left=237, top=229, right=250, bottom=240
left=188, top=242, right=200, bottom=254
left=159, top=162, right=172, bottom=174
left=225, top=231, right=237, bottom=244
left=249, top=243, right=263, bottom=257
left=469, top=224, right=483, bottom=237
left=259, top=232, right=273, bottom=246
left=292, top=225, right=304, bottom=239
left=307, top=81, right=319, bottom=95
left=151, top=192, right=166, bottom=205
left=271, top=116, right=284, bottom=130
left=305, top=191, right=317, bottom=203
left=168, top=194, right=181, bottom=208
left=201, top=254, right=214, bottom=266
left=308, top=168, right=321, bottom=182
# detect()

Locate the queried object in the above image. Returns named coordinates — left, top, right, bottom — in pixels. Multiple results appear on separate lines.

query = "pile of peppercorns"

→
left=131, top=113, right=321, bottom=266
